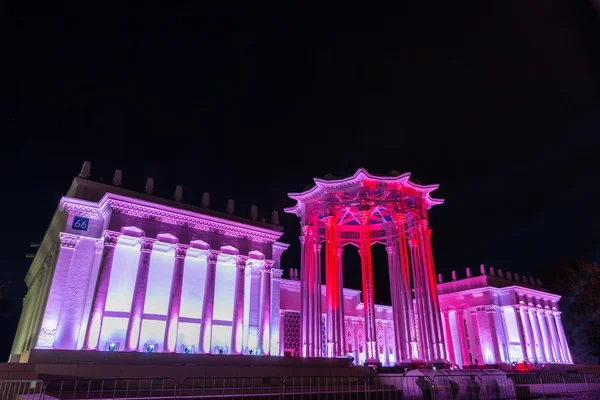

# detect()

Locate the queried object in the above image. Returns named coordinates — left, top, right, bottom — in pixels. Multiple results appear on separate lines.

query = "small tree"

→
left=566, top=261, right=600, bottom=363
left=537, top=260, right=600, bottom=364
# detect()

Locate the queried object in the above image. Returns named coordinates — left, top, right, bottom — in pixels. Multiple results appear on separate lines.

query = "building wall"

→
left=9, top=178, right=285, bottom=362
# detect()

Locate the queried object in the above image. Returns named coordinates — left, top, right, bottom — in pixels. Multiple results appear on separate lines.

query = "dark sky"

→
left=1, top=2, right=599, bottom=356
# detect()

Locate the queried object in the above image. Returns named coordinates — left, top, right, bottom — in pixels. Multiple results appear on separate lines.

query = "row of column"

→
left=300, top=214, right=446, bottom=364
left=516, top=305, right=573, bottom=364
left=300, top=224, right=323, bottom=357
left=82, top=231, right=273, bottom=354
left=386, top=213, right=416, bottom=362
left=408, top=219, right=446, bottom=362
left=443, top=305, right=572, bottom=367
left=324, top=216, right=346, bottom=357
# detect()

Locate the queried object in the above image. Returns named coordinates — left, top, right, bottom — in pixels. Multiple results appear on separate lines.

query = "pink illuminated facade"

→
left=10, top=164, right=287, bottom=362
left=9, top=165, right=573, bottom=369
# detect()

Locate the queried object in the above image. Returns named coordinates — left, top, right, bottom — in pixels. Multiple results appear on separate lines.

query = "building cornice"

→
left=59, top=194, right=284, bottom=243
left=439, top=284, right=561, bottom=302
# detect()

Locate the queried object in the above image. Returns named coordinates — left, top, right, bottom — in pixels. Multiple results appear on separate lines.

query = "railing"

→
left=0, top=380, right=44, bottom=400
left=43, top=378, right=178, bottom=400
left=2, top=372, right=600, bottom=400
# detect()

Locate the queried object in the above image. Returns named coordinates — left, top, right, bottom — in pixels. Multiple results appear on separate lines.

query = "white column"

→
left=442, top=310, right=456, bottom=364
left=512, top=306, right=529, bottom=362
left=546, top=311, right=563, bottom=363
left=230, top=257, right=246, bottom=354
left=456, top=309, right=471, bottom=365
left=199, top=252, right=218, bottom=353
left=537, top=309, right=553, bottom=362
left=124, top=238, right=155, bottom=351
left=519, top=307, right=535, bottom=361
left=243, top=260, right=262, bottom=355
left=554, top=312, right=573, bottom=363
left=270, top=268, right=282, bottom=356
left=258, top=261, right=273, bottom=355
left=40, top=233, right=79, bottom=348
left=496, top=308, right=511, bottom=363
left=529, top=307, right=545, bottom=362
left=83, top=231, right=120, bottom=350
left=163, top=244, right=187, bottom=353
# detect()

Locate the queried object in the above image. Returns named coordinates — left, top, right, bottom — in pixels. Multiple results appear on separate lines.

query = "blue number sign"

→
left=72, top=216, right=89, bottom=231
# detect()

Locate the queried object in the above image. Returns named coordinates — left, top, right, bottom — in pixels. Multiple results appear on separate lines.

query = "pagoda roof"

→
left=285, top=168, right=443, bottom=216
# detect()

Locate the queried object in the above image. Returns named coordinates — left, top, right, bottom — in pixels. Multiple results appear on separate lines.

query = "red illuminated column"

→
left=324, top=216, right=340, bottom=358
left=416, top=220, right=445, bottom=361
left=299, top=233, right=308, bottom=357
left=394, top=213, right=415, bottom=361
left=315, top=243, right=323, bottom=357
left=386, top=244, right=405, bottom=362
left=230, top=257, right=247, bottom=355
left=124, top=238, right=155, bottom=351
left=259, top=260, right=273, bottom=355
left=199, top=252, right=218, bottom=353
left=83, top=231, right=121, bottom=350
left=358, top=211, right=378, bottom=361
left=337, top=247, right=346, bottom=356
left=409, top=234, right=430, bottom=360
left=163, top=244, right=188, bottom=352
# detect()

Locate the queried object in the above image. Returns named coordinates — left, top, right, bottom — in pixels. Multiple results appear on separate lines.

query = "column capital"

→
left=337, top=247, right=343, bottom=257
left=317, top=243, right=323, bottom=252
left=485, top=305, right=499, bottom=313
left=174, top=244, right=189, bottom=258
left=393, top=213, right=406, bottom=223
left=59, top=232, right=80, bottom=249
left=272, top=268, right=283, bottom=281
left=416, top=219, right=429, bottom=229
left=299, top=235, right=305, bottom=245
left=236, top=257, right=248, bottom=269
left=323, top=216, right=334, bottom=226
left=386, top=245, right=395, bottom=255
left=357, top=210, right=371, bottom=225
left=262, top=260, right=275, bottom=271
left=102, top=230, right=121, bottom=247
left=207, top=251, right=219, bottom=264
left=140, top=238, right=156, bottom=253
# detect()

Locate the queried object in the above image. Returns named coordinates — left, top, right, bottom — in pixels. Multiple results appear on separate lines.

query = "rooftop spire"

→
left=174, top=185, right=183, bottom=202
left=78, top=161, right=91, bottom=179
left=227, top=199, right=235, bottom=214
left=250, top=205, right=258, bottom=220
left=112, top=169, right=122, bottom=187
left=271, top=210, right=279, bottom=225
left=144, top=178, right=154, bottom=195
left=201, top=192, right=210, bottom=208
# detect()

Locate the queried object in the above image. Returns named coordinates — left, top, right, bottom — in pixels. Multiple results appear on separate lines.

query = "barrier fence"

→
left=2, top=372, right=600, bottom=400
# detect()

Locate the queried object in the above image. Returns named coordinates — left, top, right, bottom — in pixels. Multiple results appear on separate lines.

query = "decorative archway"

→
left=285, top=168, right=446, bottom=363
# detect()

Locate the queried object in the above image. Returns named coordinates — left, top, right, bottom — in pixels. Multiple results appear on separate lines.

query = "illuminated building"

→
left=8, top=164, right=572, bottom=367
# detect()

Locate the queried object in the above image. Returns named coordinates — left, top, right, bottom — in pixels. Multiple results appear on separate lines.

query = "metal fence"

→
left=2, top=372, right=600, bottom=400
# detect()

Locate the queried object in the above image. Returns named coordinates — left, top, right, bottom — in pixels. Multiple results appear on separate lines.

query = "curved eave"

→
left=287, top=168, right=444, bottom=212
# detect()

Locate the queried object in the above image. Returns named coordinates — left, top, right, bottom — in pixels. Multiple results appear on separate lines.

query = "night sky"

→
left=1, top=2, right=599, bottom=357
